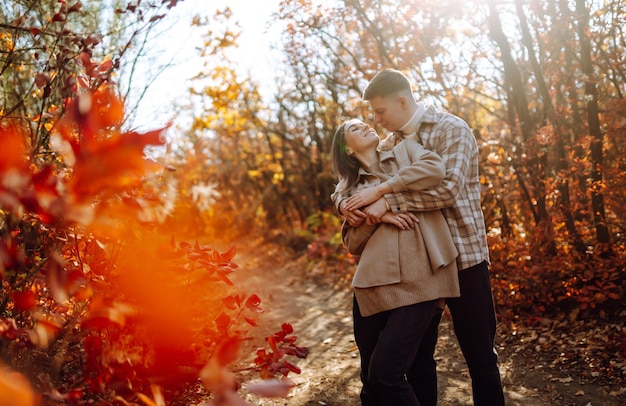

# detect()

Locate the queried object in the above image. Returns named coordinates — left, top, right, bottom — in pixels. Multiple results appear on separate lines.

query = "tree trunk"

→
left=488, top=0, right=555, bottom=254
left=487, top=1, right=533, bottom=140
left=576, top=0, right=611, bottom=247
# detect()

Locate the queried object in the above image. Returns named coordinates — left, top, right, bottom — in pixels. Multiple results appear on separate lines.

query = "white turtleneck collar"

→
left=397, top=101, right=426, bottom=136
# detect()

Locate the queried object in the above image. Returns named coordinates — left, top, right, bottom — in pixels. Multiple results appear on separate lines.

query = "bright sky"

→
left=129, top=0, right=281, bottom=131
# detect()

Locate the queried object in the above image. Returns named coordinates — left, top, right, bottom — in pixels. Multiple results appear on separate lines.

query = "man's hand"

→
left=363, top=198, right=389, bottom=225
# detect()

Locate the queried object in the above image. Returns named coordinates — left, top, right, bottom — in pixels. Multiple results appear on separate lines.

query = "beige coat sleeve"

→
left=385, top=140, right=445, bottom=193
left=341, top=221, right=378, bottom=256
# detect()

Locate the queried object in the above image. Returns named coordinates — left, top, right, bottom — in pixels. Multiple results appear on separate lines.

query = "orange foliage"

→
left=0, top=365, right=36, bottom=406
left=0, top=124, right=29, bottom=173
left=1, top=62, right=307, bottom=403
left=53, top=84, right=166, bottom=201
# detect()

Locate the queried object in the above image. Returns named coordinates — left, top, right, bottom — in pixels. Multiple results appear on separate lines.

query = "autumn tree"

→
left=265, top=0, right=625, bottom=316
left=1, top=1, right=309, bottom=403
left=176, top=5, right=347, bottom=241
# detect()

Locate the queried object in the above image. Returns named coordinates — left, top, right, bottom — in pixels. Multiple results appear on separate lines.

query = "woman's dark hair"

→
left=363, top=68, right=412, bottom=101
left=330, top=123, right=361, bottom=192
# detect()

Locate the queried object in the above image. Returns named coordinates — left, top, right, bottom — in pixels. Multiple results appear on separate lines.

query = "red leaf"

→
left=68, top=1, right=82, bottom=13
left=216, top=272, right=234, bottom=286
left=245, top=294, right=263, bottom=312
left=222, top=295, right=238, bottom=310
left=11, top=291, right=37, bottom=312
left=267, top=335, right=277, bottom=352
left=34, top=73, right=49, bottom=88
left=295, top=346, right=309, bottom=359
left=215, top=313, right=231, bottom=335
left=221, top=245, right=236, bottom=261
left=283, top=360, right=301, bottom=374
left=282, top=335, right=297, bottom=344
left=243, top=316, right=257, bottom=326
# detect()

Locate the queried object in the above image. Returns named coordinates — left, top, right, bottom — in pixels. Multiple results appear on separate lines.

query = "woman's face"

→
left=343, top=119, right=379, bottom=155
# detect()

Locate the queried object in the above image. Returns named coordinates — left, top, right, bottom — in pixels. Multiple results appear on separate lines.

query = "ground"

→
left=209, top=239, right=625, bottom=406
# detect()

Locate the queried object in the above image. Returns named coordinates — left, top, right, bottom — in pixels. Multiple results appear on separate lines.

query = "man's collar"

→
left=397, top=102, right=426, bottom=136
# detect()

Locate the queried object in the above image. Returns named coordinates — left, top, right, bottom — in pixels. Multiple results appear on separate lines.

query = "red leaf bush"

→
left=0, top=58, right=307, bottom=404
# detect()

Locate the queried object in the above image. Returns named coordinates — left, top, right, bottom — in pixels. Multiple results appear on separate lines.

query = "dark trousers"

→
left=353, top=297, right=438, bottom=406
left=410, top=261, right=505, bottom=406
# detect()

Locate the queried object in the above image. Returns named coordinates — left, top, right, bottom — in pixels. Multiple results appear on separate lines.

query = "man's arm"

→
left=343, top=143, right=445, bottom=212
left=385, top=123, right=474, bottom=213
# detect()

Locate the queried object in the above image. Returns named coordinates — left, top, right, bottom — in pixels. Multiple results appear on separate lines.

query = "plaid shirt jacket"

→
left=377, top=104, right=490, bottom=271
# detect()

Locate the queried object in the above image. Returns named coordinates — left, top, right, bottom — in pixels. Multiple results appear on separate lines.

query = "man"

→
left=337, top=69, right=505, bottom=405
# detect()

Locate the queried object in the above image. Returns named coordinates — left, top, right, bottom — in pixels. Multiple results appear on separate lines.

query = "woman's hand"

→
left=363, top=198, right=388, bottom=225
left=344, top=183, right=391, bottom=211
left=345, top=188, right=380, bottom=211
left=380, top=212, right=419, bottom=230
left=340, top=199, right=366, bottom=227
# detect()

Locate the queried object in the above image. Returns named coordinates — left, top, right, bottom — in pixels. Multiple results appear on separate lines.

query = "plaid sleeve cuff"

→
left=384, top=193, right=408, bottom=213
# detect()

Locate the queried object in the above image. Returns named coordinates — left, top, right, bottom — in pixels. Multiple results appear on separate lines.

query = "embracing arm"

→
left=386, top=122, right=474, bottom=213
left=341, top=222, right=377, bottom=256
left=386, top=141, right=445, bottom=193
left=342, top=211, right=418, bottom=255
left=344, top=142, right=445, bottom=211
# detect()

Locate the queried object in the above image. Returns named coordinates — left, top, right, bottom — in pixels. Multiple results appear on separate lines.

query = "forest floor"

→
left=197, top=237, right=625, bottom=406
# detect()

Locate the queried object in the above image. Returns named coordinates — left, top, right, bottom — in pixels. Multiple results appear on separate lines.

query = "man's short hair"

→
left=363, top=69, right=412, bottom=100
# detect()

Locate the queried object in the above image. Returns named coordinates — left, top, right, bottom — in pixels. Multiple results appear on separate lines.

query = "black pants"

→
left=353, top=297, right=438, bottom=406
left=410, top=261, right=505, bottom=406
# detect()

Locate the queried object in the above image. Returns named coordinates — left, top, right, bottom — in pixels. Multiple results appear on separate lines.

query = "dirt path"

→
left=228, top=240, right=624, bottom=406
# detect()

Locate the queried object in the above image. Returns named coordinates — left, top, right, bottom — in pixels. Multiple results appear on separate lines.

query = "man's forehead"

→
left=368, top=96, right=390, bottom=108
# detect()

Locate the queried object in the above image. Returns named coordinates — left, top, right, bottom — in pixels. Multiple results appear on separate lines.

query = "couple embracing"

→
left=330, top=69, right=505, bottom=406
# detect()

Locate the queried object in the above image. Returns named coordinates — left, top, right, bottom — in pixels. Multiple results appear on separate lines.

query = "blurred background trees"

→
left=178, top=0, right=625, bottom=317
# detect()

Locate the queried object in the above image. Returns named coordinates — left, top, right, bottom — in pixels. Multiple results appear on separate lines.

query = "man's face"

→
left=368, top=94, right=410, bottom=132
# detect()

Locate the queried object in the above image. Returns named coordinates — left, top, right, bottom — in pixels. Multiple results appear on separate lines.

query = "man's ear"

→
left=398, top=95, right=408, bottom=110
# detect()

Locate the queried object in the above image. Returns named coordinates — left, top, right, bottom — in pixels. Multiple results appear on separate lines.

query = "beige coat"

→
left=342, top=139, right=460, bottom=316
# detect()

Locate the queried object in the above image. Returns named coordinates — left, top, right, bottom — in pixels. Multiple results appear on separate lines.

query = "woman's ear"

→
left=346, top=147, right=354, bottom=156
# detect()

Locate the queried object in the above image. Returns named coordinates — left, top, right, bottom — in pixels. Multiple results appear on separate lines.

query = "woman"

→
left=330, top=118, right=460, bottom=406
